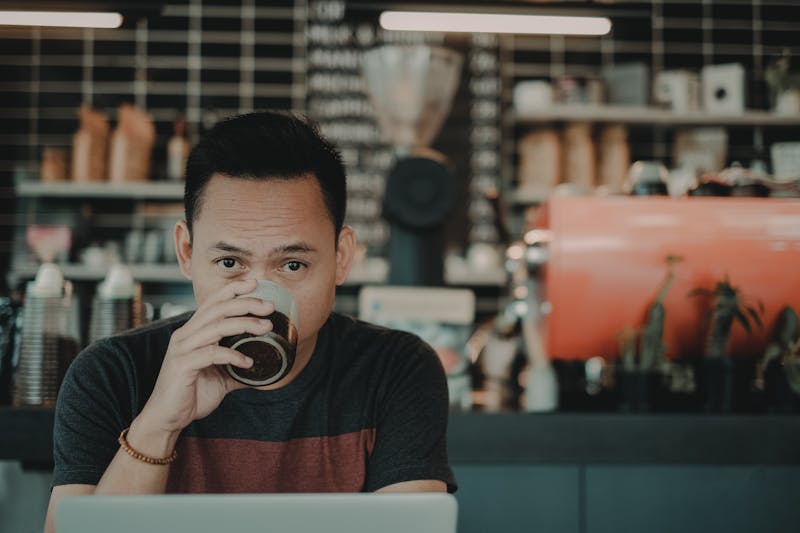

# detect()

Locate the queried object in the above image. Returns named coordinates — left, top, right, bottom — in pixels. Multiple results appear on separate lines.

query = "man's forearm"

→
left=44, top=418, right=181, bottom=533
left=95, top=416, right=181, bottom=494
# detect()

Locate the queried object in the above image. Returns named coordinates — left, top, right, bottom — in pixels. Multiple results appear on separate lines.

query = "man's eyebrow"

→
left=209, top=242, right=252, bottom=256
left=207, top=241, right=317, bottom=257
left=269, top=242, right=317, bottom=256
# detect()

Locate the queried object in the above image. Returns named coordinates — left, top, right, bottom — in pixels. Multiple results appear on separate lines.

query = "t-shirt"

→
left=53, top=311, right=456, bottom=493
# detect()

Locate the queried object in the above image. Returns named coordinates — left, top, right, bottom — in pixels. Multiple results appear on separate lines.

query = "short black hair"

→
left=184, top=110, right=346, bottom=239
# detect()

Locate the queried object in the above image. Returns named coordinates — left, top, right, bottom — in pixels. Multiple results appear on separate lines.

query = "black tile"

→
left=37, top=117, right=75, bottom=136
left=92, top=93, right=136, bottom=110
left=254, top=18, right=295, bottom=33
left=662, top=3, right=702, bottom=19
left=149, top=68, right=189, bottom=83
left=149, top=15, right=190, bottom=32
left=92, top=66, right=136, bottom=82
left=40, top=39, right=84, bottom=56
left=202, top=17, right=242, bottom=33
left=764, top=128, right=800, bottom=145
left=38, top=92, right=82, bottom=108
left=727, top=128, right=756, bottom=146
left=762, top=5, right=800, bottom=24
left=200, top=94, right=240, bottom=109
left=2, top=118, right=28, bottom=135
left=254, top=44, right=293, bottom=59
left=0, top=65, right=32, bottom=82
left=39, top=65, right=82, bottom=83
left=0, top=39, right=33, bottom=55
left=763, top=30, right=800, bottom=48
left=94, top=39, right=136, bottom=56
left=0, top=145, right=29, bottom=160
left=612, top=52, right=651, bottom=64
left=712, top=4, right=754, bottom=22
left=146, top=93, right=188, bottom=111
left=201, top=69, right=240, bottom=83
left=564, top=51, right=602, bottom=68
left=201, top=42, right=241, bottom=58
left=513, top=50, right=551, bottom=65
left=662, top=52, right=704, bottom=71
left=253, top=96, right=292, bottom=110
left=712, top=29, right=753, bottom=46
left=610, top=20, right=652, bottom=42
left=253, top=70, right=293, bottom=85
left=148, top=41, right=189, bottom=56
left=664, top=28, right=703, bottom=46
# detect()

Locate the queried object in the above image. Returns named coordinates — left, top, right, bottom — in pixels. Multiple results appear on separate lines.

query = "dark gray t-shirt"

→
left=53, top=311, right=456, bottom=493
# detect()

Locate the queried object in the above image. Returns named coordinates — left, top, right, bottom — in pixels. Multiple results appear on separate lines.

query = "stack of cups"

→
left=13, top=263, right=80, bottom=407
left=89, top=264, right=143, bottom=344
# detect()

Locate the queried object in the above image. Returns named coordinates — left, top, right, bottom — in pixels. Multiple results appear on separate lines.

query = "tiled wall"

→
left=2, top=0, right=800, bottom=292
left=505, top=0, right=800, bottom=166
left=1, top=0, right=302, bottom=292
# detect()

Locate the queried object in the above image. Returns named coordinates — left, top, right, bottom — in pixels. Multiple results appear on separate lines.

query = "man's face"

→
left=175, top=173, right=354, bottom=358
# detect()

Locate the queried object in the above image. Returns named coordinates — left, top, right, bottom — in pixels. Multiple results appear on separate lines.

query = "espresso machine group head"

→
left=362, top=45, right=463, bottom=286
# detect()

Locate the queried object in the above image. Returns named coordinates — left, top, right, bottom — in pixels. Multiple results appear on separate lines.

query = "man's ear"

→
left=174, top=220, right=193, bottom=280
left=334, top=226, right=356, bottom=286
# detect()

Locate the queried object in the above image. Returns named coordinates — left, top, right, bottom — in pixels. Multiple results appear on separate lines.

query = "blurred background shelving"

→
left=2, top=1, right=800, bottom=532
left=514, top=105, right=800, bottom=126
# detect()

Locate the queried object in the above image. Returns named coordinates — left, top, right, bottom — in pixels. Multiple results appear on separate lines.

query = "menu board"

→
left=306, top=1, right=502, bottom=257
left=467, top=33, right=503, bottom=245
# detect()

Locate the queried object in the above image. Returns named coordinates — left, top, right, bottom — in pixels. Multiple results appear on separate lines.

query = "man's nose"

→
left=246, top=268, right=273, bottom=282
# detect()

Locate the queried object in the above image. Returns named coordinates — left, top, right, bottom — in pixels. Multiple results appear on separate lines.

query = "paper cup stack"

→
left=89, top=264, right=143, bottom=344
left=13, top=263, right=80, bottom=407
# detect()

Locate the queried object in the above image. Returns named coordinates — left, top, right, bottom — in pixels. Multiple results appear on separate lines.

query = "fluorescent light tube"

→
left=0, top=10, right=123, bottom=28
left=380, top=11, right=612, bottom=36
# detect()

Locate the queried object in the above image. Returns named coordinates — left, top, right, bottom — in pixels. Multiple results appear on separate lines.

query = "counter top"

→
left=2, top=407, right=799, bottom=466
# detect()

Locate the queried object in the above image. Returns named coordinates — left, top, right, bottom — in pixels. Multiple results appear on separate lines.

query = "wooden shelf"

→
left=515, top=105, right=800, bottom=126
left=9, top=263, right=187, bottom=283
left=15, top=181, right=184, bottom=200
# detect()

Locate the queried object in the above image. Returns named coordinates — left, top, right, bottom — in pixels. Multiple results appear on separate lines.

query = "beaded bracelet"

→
left=117, top=427, right=178, bottom=465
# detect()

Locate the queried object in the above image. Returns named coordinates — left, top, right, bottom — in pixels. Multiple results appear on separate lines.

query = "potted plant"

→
left=616, top=255, right=683, bottom=412
left=690, top=275, right=763, bottom=412
left=765, top=49, right=800, bottom=114
left=755, top=306, right=800, bottom=412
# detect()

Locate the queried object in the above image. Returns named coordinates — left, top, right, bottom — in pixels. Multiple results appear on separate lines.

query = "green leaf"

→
left=734, top=308, right=752, bottom=334
left=746, top=306, right=763, bottom=330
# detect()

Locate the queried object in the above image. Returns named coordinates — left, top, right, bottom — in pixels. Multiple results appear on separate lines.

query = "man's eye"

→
left=219, top=258, right=238, bottom=269
left=284, top=261, right=305, bottom=272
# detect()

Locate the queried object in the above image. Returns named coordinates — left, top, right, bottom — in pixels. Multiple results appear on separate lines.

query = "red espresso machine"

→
left=533, top=195, right=800, bottom=362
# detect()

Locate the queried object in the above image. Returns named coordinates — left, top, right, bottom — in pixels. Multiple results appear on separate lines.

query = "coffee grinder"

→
left=362, top=45, right=463, bottom=286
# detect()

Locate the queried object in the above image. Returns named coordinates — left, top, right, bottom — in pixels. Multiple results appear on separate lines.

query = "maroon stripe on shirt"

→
left=166, top=429, right=377, bottom=493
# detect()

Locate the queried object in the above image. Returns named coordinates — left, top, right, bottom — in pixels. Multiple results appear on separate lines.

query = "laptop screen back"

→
left=56, top=493, right=458, bottom=533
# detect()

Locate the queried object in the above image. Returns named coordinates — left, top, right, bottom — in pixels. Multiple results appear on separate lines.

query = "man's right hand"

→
left=130, top=278, right=274, bottom=450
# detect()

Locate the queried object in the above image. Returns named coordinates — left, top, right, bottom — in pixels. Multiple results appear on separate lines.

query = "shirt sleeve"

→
left=365, top=334, right=457, bottom=493
left=52, top=339, right=134, bottom=487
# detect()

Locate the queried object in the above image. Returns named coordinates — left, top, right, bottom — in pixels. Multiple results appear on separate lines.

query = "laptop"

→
left=56, top=493, right=458, bottom=533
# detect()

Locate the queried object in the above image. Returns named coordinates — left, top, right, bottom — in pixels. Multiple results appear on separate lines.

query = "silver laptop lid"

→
left=57, top=493, right=458, bottom=533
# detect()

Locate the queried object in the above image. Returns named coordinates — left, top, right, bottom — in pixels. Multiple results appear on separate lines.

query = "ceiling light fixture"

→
left=379, top=11, right=612, bottom=36
left=0, top=10, right=123, bottom=29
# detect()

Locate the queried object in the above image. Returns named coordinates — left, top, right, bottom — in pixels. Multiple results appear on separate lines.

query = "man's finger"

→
left=186, top=316, right=273, bottom=349
left=173, top=297, right=274, bottom=344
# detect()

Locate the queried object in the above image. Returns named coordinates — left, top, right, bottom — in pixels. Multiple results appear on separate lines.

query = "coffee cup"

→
left=220, top=280, right=298, bottom=387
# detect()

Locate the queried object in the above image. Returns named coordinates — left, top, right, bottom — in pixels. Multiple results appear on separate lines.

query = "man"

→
left=44, top=111, right=455, bottom=533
